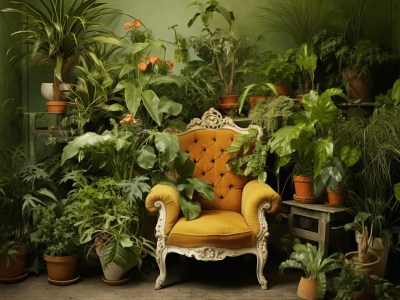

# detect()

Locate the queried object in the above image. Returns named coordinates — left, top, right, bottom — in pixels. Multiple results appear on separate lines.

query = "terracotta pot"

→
left=297, top=276, right=317, bottom=300
left=345, top=251, right=381, bottom=298
left=0, top=244, right=28, bottom=283
left=249, top=96, right=270, bottom=110
left=293, top=175, right=318, bottom=203
left=343, top=69, right=373, bottom=102
left=275, top=84, right=289, bottom=96
left=44, top=253, right=79, bottom=284
left=46, top=100, right=67, bottom=113
left=326, top=187, right=345, bottom=207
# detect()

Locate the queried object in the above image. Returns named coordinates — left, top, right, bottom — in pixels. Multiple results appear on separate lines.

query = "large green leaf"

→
left=187, top=178, right=214, bottom=201
left=178, top=195, right=201, bottom=220
left=142, top=90, right=162, bottom=125
left=158, top=96, right=182, bottom=116
left=61, top=132, right=110, bottom=164
left=154, top=132, right=179, bottom=163
left=130, top=42, right=150, bottom=56
left=136, top=145, right=156, bottom=170
left=149, top=74, right=183, bottom=87
left=319, top=157, right=345, bottom=192
left=268, top=125, right=303, bottom=158
left=314, top=137, right=333, bottom=178
left=124, top=80, right=142, bottom=117
left=392, top=79, right=400, bottom=105
left=174, top=151, right=195, bottom=179
left=340, top=146, right=361, bottom=167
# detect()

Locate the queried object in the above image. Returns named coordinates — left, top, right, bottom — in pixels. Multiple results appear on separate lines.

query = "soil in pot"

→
left=0, top=244, right=29, bottom=283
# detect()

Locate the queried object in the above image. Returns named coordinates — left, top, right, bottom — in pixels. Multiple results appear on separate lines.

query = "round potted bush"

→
left=31, top=205, right=81, bottom=286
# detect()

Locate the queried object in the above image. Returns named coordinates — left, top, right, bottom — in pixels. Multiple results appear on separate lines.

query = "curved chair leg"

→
left=155, top=248, right=168, bottom=289
left=256, top=251, right=268, bottom=290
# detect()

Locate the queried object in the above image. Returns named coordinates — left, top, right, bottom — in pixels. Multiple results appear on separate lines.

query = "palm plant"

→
left=258, top=0, right=326, bottom=45
left=2, top=0, right=119, bottom=101
left=279, top=241, right=343, bottom=299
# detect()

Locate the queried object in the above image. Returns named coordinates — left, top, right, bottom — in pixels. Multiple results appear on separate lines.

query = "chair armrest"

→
left=145, top=184, right=180, bottom=235
left=241, top=180, right=281, bottom=235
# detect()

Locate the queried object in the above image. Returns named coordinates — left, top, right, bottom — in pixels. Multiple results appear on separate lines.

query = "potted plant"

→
left=268, top=88, right=346, bottom=203
left=336, top=39, right=391, bottom=102
left=279, top=241, right=343, bottom=300
left=314, top=145, right=361, bottom=206
left=1, top=0, right=119, bottom=112
left=30, top=205, right=80, bottom=285
left=187, top=0, right=252, bottom=111
left=334, top=262, right=369, bottom=300
left=342, top=212, right=382, bottom=298
left=0, top=145, right=56, bottom=283
left=69, top=177, right=155, bottom=285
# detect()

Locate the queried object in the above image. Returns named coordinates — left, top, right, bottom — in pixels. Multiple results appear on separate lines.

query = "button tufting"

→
left=202, top=171, right=206, bottom=175
left=229, top=184, right=233, bottom=189
left=193, top=159, right=197, bottom=163
left=203, top=148, right=207, bottom=151
left=219, top=196, right=224, bottom=200
left=220, top=172, right=224, bottom=177
left=211, top=159, right=215, bottom=163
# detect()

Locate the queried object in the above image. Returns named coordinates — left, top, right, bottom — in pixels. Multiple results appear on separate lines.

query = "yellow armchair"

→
left=145, top=108, right=281, bottom=289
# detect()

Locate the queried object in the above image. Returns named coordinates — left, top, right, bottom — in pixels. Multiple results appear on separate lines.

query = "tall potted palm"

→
left=1, top=0, right=120, bottom=111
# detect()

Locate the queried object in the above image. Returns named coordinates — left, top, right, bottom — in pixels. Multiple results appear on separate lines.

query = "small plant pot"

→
left=46, top=100, right=67, bottom=113
left=44, top=253, right=79, bottom=285
left=297, top=276, right=317, bottom=300
left=343, top=69, right=373, bottom=102
left=96, top=244, right=127, bottom=282
left=326, top=187, right=345, bottom=207
left=293, top=175, right=318, bottom=203
left=0, top=244, right=28, bottom=283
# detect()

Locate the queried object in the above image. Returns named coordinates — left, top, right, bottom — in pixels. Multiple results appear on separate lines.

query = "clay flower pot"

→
left=44, top=253, right=80, bottom=285
left=293, top=175, right=318, bottom=204
left=326, top=187, right=345, bottom=207
left=297, top=276, right=317, bottom=300
left=0, top=244, right=29, bottom=283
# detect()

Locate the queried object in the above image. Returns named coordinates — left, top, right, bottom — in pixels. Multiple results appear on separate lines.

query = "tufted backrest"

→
left=178, top=108, right=262, bottom=213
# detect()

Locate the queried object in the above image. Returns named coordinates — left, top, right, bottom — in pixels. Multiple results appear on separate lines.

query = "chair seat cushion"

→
left=166, top=210, right=257, bottom=249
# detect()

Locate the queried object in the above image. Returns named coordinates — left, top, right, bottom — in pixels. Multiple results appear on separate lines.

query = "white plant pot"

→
left=95, top=246, right=125, bottom=281
left=41, top=82, right=71, bottom=100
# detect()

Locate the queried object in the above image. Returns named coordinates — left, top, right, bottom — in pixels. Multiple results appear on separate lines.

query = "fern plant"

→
left=279, top=241, right=343, bottom=299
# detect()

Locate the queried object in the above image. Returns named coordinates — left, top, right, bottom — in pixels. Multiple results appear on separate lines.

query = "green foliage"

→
left=336, top=39, right=391, bottom=80
left=279, top=241, right=343, bottom=299
left=227, top=128, right=268, bottom=183
left=370, top=275, right=400, bottom=300
left=258, top=0, right=326, bottom=45
left=249, top=96, right=297, bottom=140
left=30, top=205, right=80, bottom=256
left=161, top=151, right=214, bottom=220
left=0, top=145, right=57, bottom=246
left=334, top=262, right=368, bottom=300
left=1, top=0, right=120, bottom=101
left=187, top=0, right=235, bottom=29
left=70, top=177, right=154, bottom=272
left=268, top=88, right=346, bottom=178
left=296, top=43, right=318, bottom=92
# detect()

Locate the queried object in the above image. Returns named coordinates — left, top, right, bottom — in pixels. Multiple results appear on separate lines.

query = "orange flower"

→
left=138, top=61, right=148, bottom=71
left=146, top=56, right=163, bottom=64
left=166, top=60, right=174, bottom=70
left=120, top=114, right=137, bottom=125
left=124, top=22, right=133, bottom=29
left=133, top=19, right=141, bottom=28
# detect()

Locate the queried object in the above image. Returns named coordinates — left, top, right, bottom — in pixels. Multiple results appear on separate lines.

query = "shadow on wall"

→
left=0, top=0, right=22, bottom=151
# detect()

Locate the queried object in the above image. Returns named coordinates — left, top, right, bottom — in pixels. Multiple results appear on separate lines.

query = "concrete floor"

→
left=0, top=251, right=302, bottom=300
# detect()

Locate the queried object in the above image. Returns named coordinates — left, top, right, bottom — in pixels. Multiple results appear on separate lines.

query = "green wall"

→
left=0, top=0, right=22, bottom=151
left=5, top=0, right=399, bottom=114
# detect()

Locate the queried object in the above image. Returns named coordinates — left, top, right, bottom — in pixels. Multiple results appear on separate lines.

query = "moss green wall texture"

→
left=2, top=0, right=397, bottom=114
left=0, top=0, right=22, bottom=150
